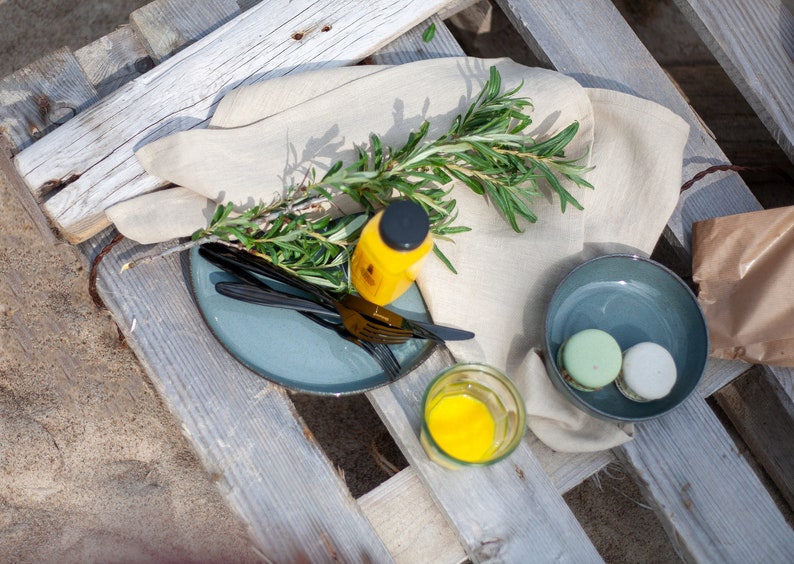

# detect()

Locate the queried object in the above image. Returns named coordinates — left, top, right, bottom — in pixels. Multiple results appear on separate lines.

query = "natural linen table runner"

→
left=107, top=57, right=689, bottom=453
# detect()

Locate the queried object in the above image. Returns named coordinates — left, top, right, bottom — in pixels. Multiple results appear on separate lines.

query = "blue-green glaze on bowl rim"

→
left=188, top=247, right=436, bottom=395
left=543, top=254, right=709, bottom=422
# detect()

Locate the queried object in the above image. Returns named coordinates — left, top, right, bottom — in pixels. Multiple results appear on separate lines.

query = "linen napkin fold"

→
left=106, top=57, right=689, bottom=452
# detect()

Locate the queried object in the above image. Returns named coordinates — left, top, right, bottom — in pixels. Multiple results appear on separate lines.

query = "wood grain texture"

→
left=494, top=0, right=761, bottom=256
left=672, top=0, right=794, bottom=162
left=13, top=0, right=456, bottom=244
left=715, top=366, right=794, bottom=511
left=236, top=0, right=263, bottom=11
left=0, top=150, right=57, bottom=245
left=367, top=13, right=462, bottom=65
left=770, top=365, right=794, bottom=401
left=368, top=349, right=603, bottom=563
left=81, top=231, right=393, bottom=562
left=0, top=48, right=99, bottom=154
left=74, top=26, right=154, bottom=98
left=130, top=0, right=241, bottom=63
left=619, top=395, right=794, bottom=561
left=358, top=442, right=614, bottom=564
left=359, top=468, right=468, bottom=564
left=695, top=357, right=747, bottom=399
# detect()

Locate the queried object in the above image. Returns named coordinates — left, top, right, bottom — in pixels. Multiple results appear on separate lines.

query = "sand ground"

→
left=0, top=1, right=258, bottom=561
left=2, top=1, right=791, bottom=562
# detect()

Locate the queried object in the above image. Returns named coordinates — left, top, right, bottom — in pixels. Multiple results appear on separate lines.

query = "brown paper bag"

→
left=692, top=206, right=794, bottom=366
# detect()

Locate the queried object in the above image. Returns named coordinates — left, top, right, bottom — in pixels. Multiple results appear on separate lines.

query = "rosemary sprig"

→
left=134, top=66, right=593, bottom=289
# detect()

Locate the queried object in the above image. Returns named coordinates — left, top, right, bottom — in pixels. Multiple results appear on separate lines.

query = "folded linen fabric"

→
left=106, top=57, right=689, bottom=452
left=417, top=80, right=689, bottom=452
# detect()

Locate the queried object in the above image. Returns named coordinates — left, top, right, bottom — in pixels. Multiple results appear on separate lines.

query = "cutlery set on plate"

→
left=198, top=243, right=474, bottom=380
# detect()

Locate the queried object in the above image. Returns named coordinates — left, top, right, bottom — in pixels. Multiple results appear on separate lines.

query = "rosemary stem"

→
left=121, top=66, right=593, bottom=289
left=120, top=235, right=226, bottom=272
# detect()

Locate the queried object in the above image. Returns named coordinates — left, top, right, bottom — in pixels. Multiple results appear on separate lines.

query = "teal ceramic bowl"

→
left=543, top=254, right=709, bottom=421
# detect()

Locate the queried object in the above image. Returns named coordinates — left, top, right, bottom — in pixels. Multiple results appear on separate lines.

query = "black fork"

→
left=302, top=312, right=402, bottom=381
left=197, top=245, right=402, bottom=380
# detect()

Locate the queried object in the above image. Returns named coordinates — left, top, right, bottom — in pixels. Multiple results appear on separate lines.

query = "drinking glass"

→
left=420, top=363, right=526, bottom=469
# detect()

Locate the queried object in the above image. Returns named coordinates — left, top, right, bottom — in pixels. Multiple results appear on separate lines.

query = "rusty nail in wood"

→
left=34, top=95, right=50, bottom=116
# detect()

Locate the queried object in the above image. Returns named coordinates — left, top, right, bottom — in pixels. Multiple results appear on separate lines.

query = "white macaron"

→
left=616, top=342, right=677, bottom=402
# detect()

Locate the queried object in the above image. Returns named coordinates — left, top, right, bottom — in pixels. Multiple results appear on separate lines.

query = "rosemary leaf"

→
left=422, top=23, right=436, bottom=43
left=182, top=66, right=593, bottom=290
left=432, top=244, right=458, bottom=274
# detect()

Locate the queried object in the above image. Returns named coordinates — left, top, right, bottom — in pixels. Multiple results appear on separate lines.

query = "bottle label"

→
left=356, top=261, right=382, bottom=293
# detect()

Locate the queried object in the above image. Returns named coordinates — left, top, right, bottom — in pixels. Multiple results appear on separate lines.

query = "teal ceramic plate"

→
left=544, top=254, right=709, bottom=421
left=188, top=247, right=436, bottom=395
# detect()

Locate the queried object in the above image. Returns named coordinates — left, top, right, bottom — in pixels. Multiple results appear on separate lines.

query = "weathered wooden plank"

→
left=771, top=365, right=794, bottom=403
left=237, top=0, right=263, bottom=11
left=130, top=0, right=241, bottom=63
left=367, top=12, right=462, bottom=65
left=661, top=63, right=794, bottom=211
left=80, top=230, right=393, bottom=562
left=366, top=17, right=604, bottom=562
left=0, top=150, right=57, bottom=245
left=695, top=356, right=746, bottom=399
left=495, top=0, right=761, bottom=257
left=359, top=468, right=468, bottom=564
left=13, top=0, right=457, bottom=244
left=74, top=26, right=154, bottom=98
left=671, top=0, right=794, bottom=163
left=437, top=0, right=483, bottom=20
left=359, top=436, right=613, bottom=564
left=496, top=0, right=794, bottom=557
left=368, top=351, right=603, bottom=563
left=0, top=47, right=99, bottom=154
left=358, top=443, right=615, bottom=564
left=618, top=395, right=794, bottom=562
left=714, top=366, right=794, bottom=510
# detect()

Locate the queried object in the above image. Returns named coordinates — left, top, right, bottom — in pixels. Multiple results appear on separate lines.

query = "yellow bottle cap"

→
left=379, top=200, right=429, bottom=250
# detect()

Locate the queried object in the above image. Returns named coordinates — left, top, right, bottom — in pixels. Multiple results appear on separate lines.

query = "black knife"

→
left=215, top=281, right=474, bottom=343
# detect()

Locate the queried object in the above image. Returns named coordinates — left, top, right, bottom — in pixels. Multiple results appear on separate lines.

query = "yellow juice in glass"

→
left=421, top=364, right=526, bottom=469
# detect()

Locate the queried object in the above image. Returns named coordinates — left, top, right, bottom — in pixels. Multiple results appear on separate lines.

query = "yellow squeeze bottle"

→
left=350, top=200, right=433, bottom=306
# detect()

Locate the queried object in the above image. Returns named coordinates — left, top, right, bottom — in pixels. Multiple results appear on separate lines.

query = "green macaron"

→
left=557, top=329, right=622, bottom=392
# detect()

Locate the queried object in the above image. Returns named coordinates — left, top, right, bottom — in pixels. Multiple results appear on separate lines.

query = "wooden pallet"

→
left=2, top=0, right=793, bottom=561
